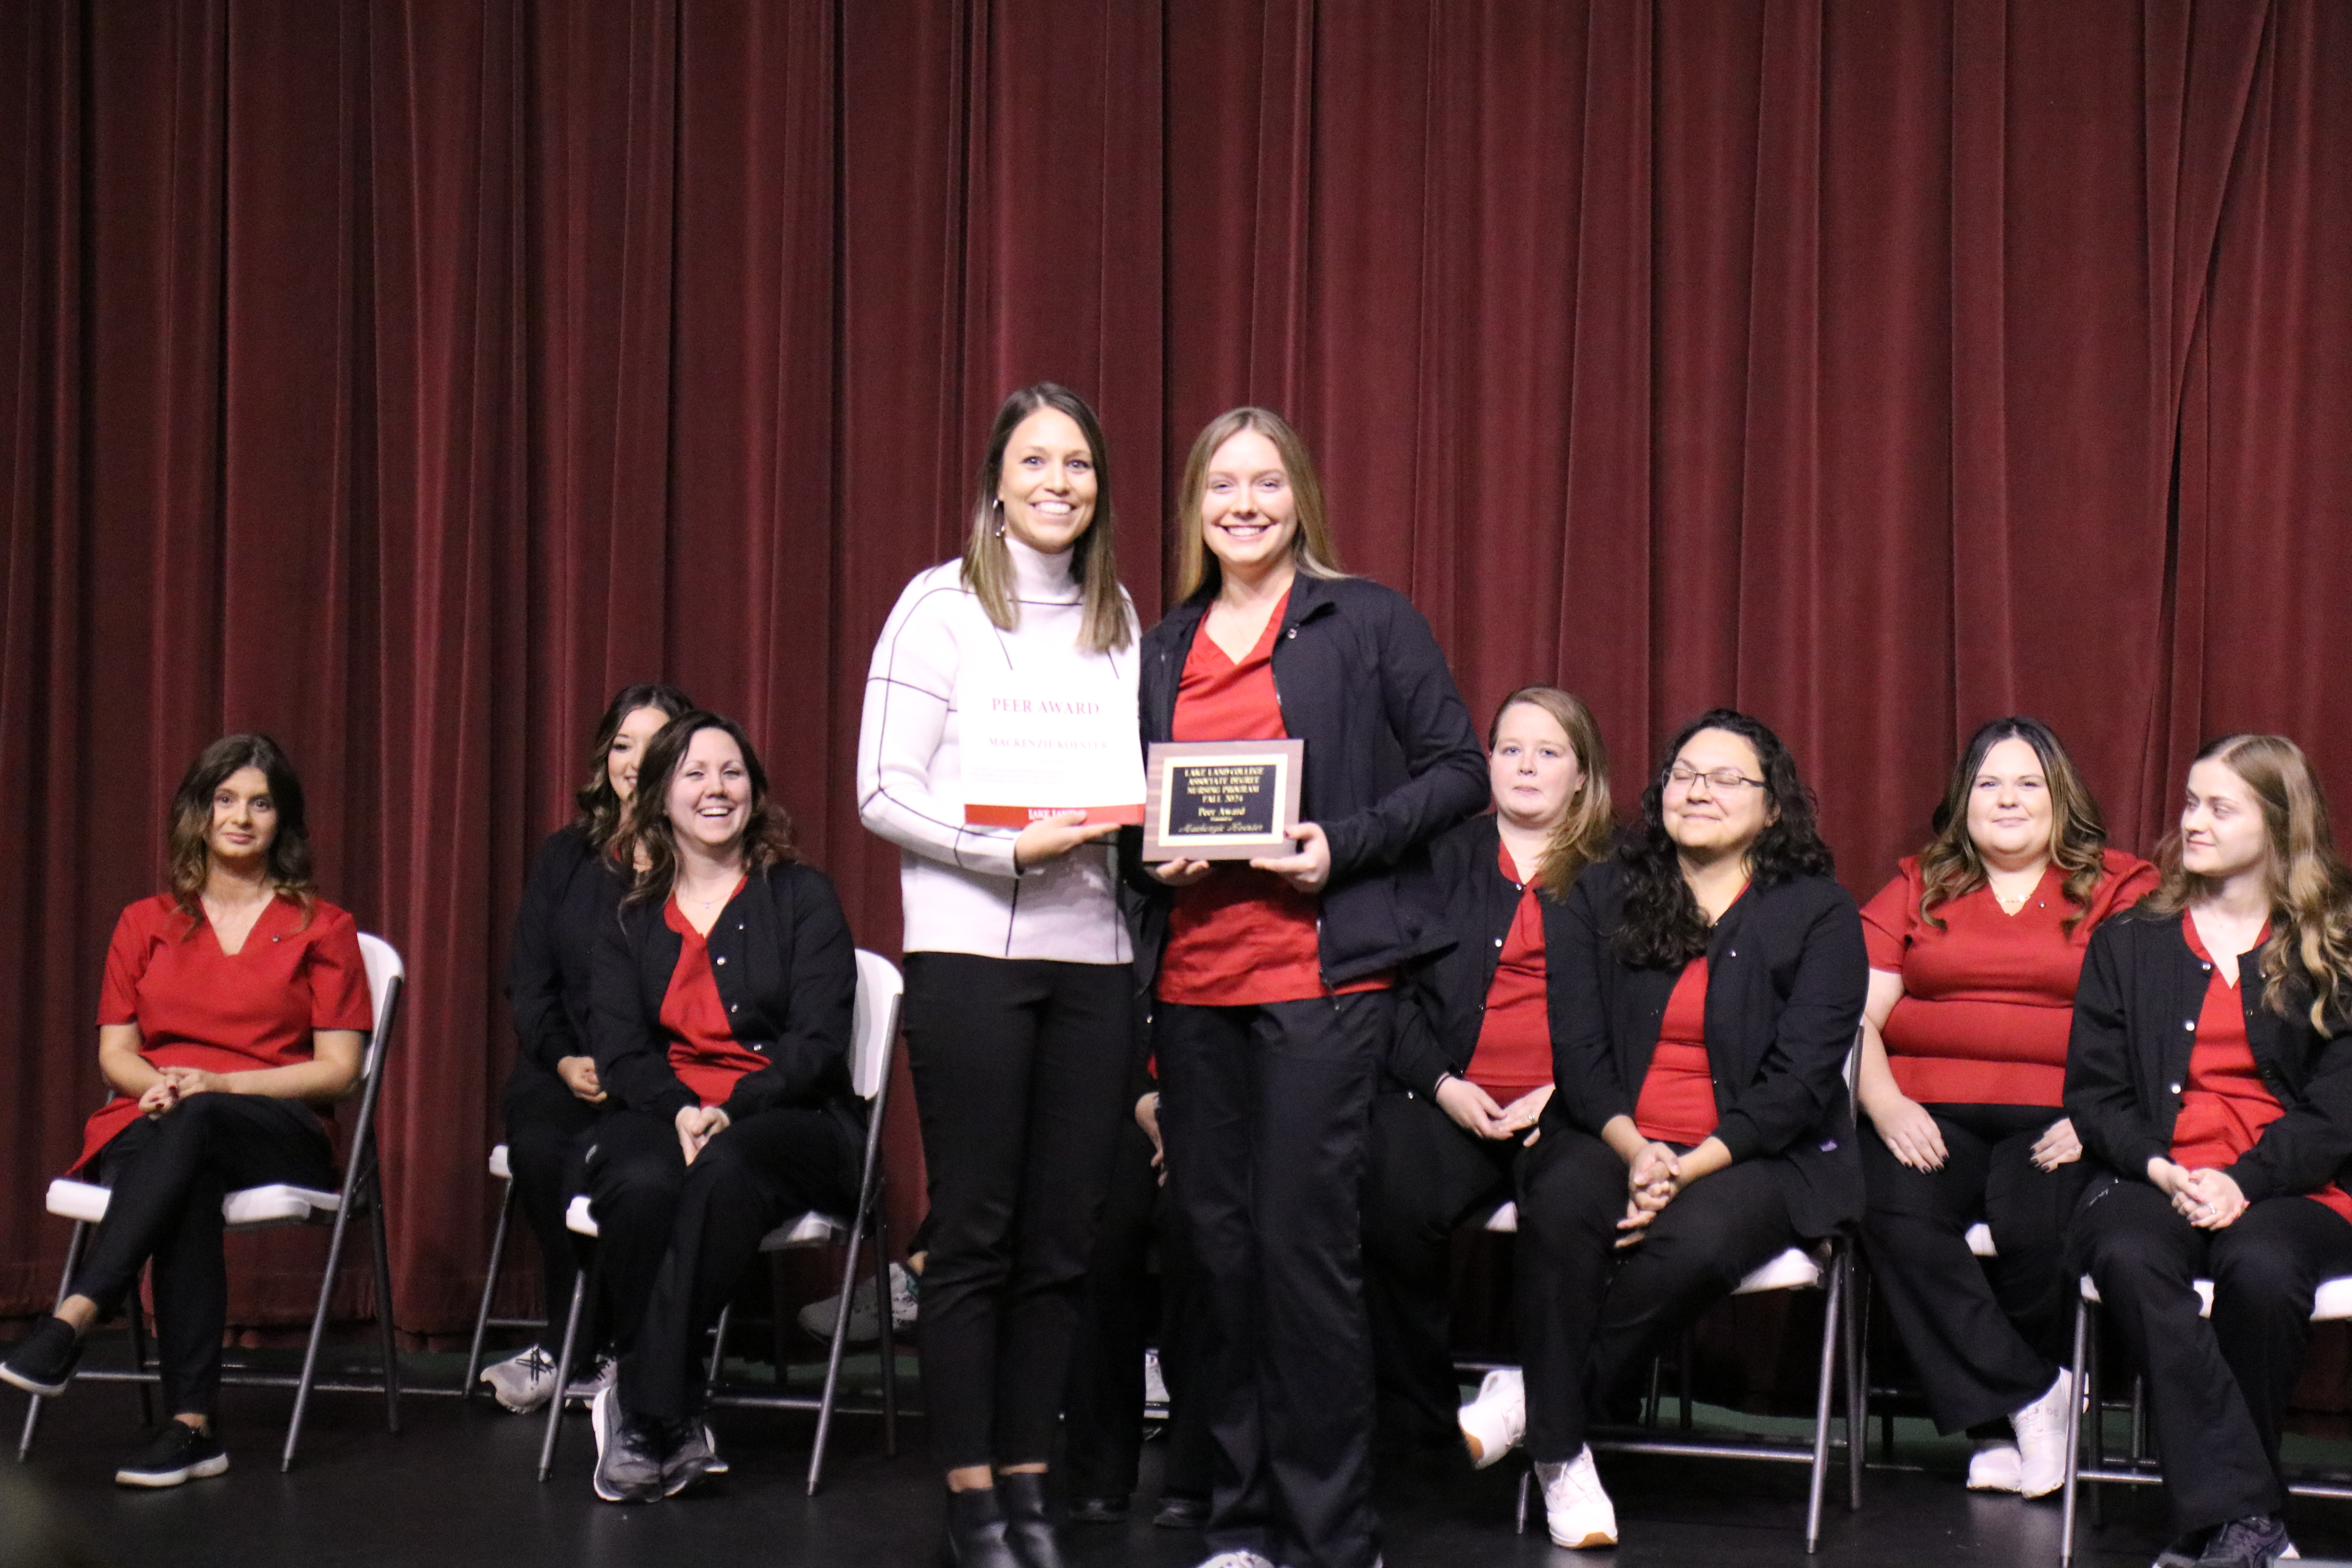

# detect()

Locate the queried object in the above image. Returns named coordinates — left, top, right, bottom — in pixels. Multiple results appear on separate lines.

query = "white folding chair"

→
left=537, top=949, right=905, bottom=1494
left=461, top=1143, right=551, bottom=1394
left=2059, top=1267, right=2352, bottom=1566
left=17, top=933, right=408, bottom=1472
left=1483, top=1198, right=1865, bottom=1554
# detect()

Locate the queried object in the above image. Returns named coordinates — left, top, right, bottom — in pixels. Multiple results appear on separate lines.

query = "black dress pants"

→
left=1516, top=1125, right=1800, bottom=1462
left=902, top=952, right=1133, bottom=1472
left=1362, top=1087, right=1528, bottom=1447
left=71, top=1094, right=336, bottom=1420
left=2073, top=1178, right=2352, bottom=1532
left=583, top=1106, right=853, bottom=1421
left=501, top=1063, right=603, bottom=1328
left=1859, top=1102, right=2091, bottom=1432
left=1157, top=991, right=1392, bottom=1568
left=1063, top=1115, right=1213, bottom=1505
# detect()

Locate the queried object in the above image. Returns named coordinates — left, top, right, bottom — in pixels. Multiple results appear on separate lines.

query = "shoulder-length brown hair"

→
left=574, top=682, right=695, bottom=852
left=2148, top=733, right=2352, bottom=1029
left=960, top=383, right=1133, bottom=655
left=1171, top=406, right=1347, bottom=601
left=1916, top=716, right=2112, bottom=933
left=166, top=733, right=318, bottom=931
left=620, top=711, right=799, bottom=907
left=1489, top=686, right=1613, bottom=898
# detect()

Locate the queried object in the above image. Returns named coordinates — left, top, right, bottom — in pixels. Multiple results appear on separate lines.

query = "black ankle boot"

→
left=939, top=1486, right=1022, bottom=1568
left=996, top=1471, right=1068, bottom=1568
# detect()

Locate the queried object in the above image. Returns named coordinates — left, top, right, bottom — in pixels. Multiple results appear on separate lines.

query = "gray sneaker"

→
left=589, top=1384, right=663, bottom=1503
left=662, top=1421, right=719, bottom=1495
left=2195, top=1516, right=2292, bottom=1568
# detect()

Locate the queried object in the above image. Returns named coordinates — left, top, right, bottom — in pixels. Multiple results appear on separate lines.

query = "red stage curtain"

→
left=3, top=2, right=2348, bottom=1350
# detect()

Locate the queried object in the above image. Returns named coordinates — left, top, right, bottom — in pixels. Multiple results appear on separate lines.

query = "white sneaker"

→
left=2009, top=1368, right=2073, bottom=1498
left=564, top=1353, right=617, bottom=1406
left=1965, top=1441, right=2022, bottom=1492
left=1457, top=1367, right=1526, bottom=1469
left=1535, top=1445, right=1618, bottom=1550
left=1191, top=1555, right=1277, bottom=1568
left=797, top=1261, right=918, bottom=1344
left=479, top=1345, right=560, bottom=1413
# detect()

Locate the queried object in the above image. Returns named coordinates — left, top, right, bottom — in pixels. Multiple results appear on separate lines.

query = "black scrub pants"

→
left=1157, top=990, right=1392, bottom=1568
left=583, top=1106, right=853, bottom=1420
left=1063, top=1115, right=1214, bottom=1506
left=1859, top=1102, right=2091, bottom=1432
left=501, top=1063, right=604, bottom=1327
left=71, top=1094, right=336, bottom=1419
left=1515, top=1125, right=1800, bottom=1462
left=2072, top=1178, right=2352, bottom=1533
left=902, top=952, right=1133, bottom=1472
left=1361, top=1086, right=1531, bottom=1447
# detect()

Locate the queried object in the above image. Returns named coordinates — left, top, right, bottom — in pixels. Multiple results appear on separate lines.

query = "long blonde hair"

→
left=1171, top=407, right=1346, bottom=601
left=2149, top=733, right=2352, bottom=1029
left=960, top=383, right=1133, bottom=654
left=1490, top=686, right=1614, bottom=897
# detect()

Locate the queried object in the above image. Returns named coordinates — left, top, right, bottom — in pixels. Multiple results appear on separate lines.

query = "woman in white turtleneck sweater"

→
left=857, top=384, right=1139, bottom=1568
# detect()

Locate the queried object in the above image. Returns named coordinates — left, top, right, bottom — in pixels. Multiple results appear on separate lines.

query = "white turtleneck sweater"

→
left=857, top=537, right=1137, bottom=964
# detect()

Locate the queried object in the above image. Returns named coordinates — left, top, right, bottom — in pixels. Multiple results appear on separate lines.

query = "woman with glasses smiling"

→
left=1499, top=708, right=1865, bottom=1550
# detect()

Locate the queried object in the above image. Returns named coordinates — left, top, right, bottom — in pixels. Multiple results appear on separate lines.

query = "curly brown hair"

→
left=1915, top=716, right=2112, bottom=934
left=165, top=734, right=317, bottom=933
left=619, top=711, right=798, bottom=906
left=573, top=683, right=695, bottom=852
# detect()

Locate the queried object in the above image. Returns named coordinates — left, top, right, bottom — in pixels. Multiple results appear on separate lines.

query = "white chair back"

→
left=357, top=932, right=406, bottom=1080
left=849, top=949, right=903, bottom=1102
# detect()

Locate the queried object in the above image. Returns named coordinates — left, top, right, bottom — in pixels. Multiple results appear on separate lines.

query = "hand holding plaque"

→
left=1142, top=740, right=1306, bottom=862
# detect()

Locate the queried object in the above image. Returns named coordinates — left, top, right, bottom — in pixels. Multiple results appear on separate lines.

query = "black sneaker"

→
left=589, top=1384, right=663, bottom=1503
left=114, top=1422, right=230, bottom=1488
left=2154, top=1530, right=2214, bottom=1568
left=0, top=1316, right=84, bottom=1397
left=660, top=1421, right=717, bottom=1497
left=2195, top=1515, right=2291, bottom=1568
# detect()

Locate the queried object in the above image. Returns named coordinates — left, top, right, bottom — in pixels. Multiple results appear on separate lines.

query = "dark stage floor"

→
left=11, top=1350, right=2352, bottom=1568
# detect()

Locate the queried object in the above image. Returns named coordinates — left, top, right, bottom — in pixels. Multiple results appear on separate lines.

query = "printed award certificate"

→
left=1141, top=740, right=1305, bottom=860
left=957, top=666, right=1146, bottom=827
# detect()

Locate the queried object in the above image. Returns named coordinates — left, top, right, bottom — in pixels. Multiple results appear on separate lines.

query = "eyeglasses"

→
left=1664, top=764, right=1765, bottom=794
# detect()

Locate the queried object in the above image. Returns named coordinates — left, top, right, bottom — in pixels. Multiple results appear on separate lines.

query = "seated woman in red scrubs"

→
left=2067, top=735, right=2352, bottom=1568
left=1854, top=717, right=2154, bottom=1495
left=1, top=735, right=372, bottom=1489
left=583, top=711, right=860, bottom=1504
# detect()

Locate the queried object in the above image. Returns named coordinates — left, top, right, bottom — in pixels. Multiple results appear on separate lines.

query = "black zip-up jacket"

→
left=1542, top=859, right=1868, bottom=1239
left=504, top=824, right=627, bottom=1079
left=2064, top=909, right=2352, bottom=1203
left=591, top=860, right=864, bottom=1173
left=1127, top=573, right=1488, bottom=988
left=1388, top=814, right=1528, bottom=1099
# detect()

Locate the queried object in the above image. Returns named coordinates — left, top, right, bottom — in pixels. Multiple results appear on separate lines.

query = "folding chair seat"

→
left=537, top=949, right=904, bottom=1495
left=17, top=934, right=408, bottom=1472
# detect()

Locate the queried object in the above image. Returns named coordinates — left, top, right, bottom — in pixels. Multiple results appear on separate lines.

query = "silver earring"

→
left=992, top=497, right=1006, bottom=539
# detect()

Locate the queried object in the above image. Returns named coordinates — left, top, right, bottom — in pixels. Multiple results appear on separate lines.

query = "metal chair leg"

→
left=464, top=1177, right=516, bottom=1396
left=1516, top=1465, right=1532, bottom=1534
left=538, top=1265, right=592, bottom=1482
left=1843, top=1250, right=1864, bottom=1511
left=17, top=1222, right=87, bottom=1461
left=282, top=1188, right=361, bottom=1472
left=1804, top=1258, right=1842, bottom=1553
left=126, top=1282, right=154, bottom=1427
left=875, top=1200, right=898, bottom=1455
left=368, top=1190, right=401, bottom=1433
left=2060, top=1294, right=2089, bottom=1568
left=805, top=1212, right=869, bottom=1496
left=2087, top=1305, right=2105, bottom=1528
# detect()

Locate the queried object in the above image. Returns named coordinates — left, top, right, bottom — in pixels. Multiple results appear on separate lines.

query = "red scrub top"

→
left=661, top=885, right=769, bottom=1109
left=1157, top=592, right=1385, bottom=1007
left=80, top=892, right=373, bottom=1171
left=1465, top=842, right=1551, bottom=1099
left=1634, top=958, right=1719, bottom=1147
left=2170, top=919, right=2352, bottom=1227
left=1862, top=850, right=2157, bottom=1107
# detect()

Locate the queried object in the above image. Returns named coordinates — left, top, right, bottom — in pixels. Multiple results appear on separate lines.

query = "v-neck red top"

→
left=1862, top=850, right=2157, bottom=1107
left=661, top=884, right=768, bottom=1109
left=1157, top=593, right=1383, bottom=1007
left=2171, top=919, right=2352, bottom=1225
left=1465, top=841, right=1551, bottom=1098
left=1634, top=958, right=1719, bottom=1145
left=80, top=892, right=373, bottom=1171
